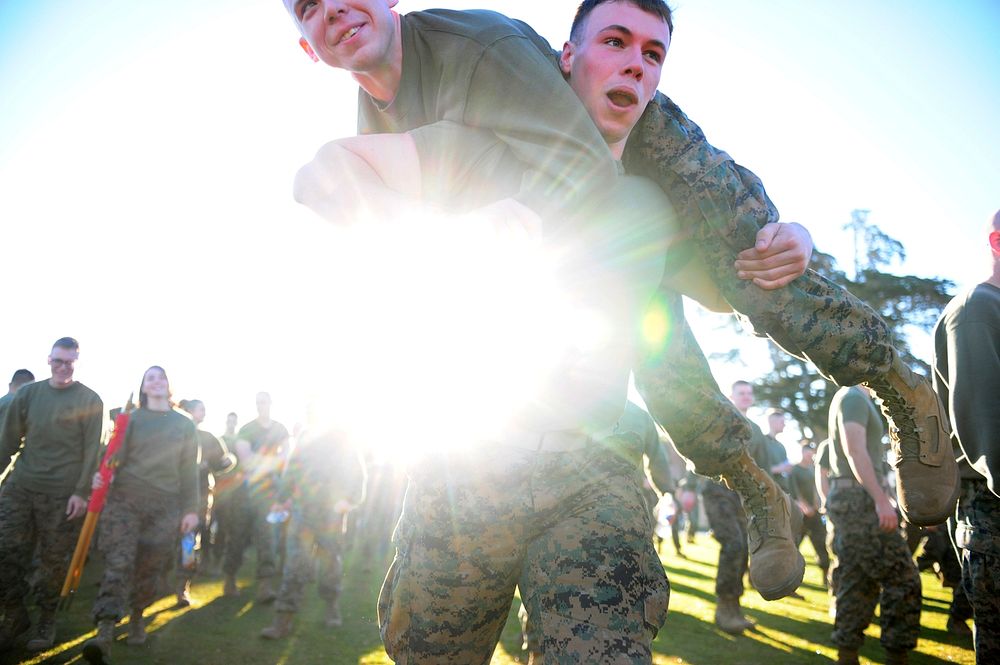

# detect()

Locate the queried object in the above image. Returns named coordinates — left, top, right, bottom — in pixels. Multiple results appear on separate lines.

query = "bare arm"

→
left=841, top=420, right=897, bottom=532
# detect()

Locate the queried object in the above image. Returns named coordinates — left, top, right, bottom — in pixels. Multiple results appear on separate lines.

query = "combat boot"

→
left=126, top=611, right=147, bottom=646
left=25, top=611, right=56, bottom=652
left=324, top=599, right=343, bottom=628
left=175, top=578, right=192, bottom=608
left=835, top=648, right=859, bottom=665
left=722, top=450, right=805, bottom=600
left=0, top=606, right=30, bottom=651
left=714, top=596, right=748, bottom=635
left=82, top=619, right=115, bottom=664
left=259, top=611, right=294, bottom=640
left=223, top=574, right=240, bottom=597
left=946, top=616, right=972, bottom=637
left=863, top=356, right=959, bottom=526
left=256, top=578, right=277, bottom=604
left=885, top=648, right=909, bottom=665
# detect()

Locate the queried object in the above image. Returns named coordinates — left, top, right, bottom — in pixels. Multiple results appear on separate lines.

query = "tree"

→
left=719, top=218, right=954, bottom=441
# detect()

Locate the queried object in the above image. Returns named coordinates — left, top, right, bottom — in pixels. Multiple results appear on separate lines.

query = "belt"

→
left=502, top=424, right=619, bottom=452
left=829, top=476, right=890, bottom=492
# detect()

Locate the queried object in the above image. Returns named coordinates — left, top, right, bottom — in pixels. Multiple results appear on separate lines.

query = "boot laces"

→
left=864, top=378, right=921, bottom=459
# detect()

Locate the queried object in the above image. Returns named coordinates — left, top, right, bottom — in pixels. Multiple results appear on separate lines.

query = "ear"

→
left=559, top=41, right=575, bottom=76
left=299, top=37, right=319, bottom=63
left=387, top=0, right=399, bottom=7
left=989, top=230, right=1000, bottom=255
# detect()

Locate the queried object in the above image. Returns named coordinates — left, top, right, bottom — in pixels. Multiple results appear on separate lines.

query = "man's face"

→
left=769, top=413, right=786, bottom=434
left=48, top=347, right=78, bottom=387
left=560, top=1, right=670, bottom=158
left=256, top=392, right=272, bottom=418
left=731, top=383, right=754, bottom=411
left=285, top=0, right=399, bottom=73
left=227, top=413, right=238, bottom=430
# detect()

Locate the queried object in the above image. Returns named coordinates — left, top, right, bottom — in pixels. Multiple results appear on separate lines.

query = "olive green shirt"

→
left=828, top=386, right=886, bottom=480
left=114, top=407, right=199, bottom=515
left=278, top=430, right=367, bottom=509
left=358, top=9, right=615, bottom=221
left=0, top=380, right=103, bottom=496
left=790, top=464, right=819, bottom=510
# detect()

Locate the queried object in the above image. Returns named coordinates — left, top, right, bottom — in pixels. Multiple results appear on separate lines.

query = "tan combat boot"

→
left=259, top=611, right=294, bottom=640
left=223, top=574, right=240, bottom=598
left=324, top=599, right=343, bottom=628
left=836, top=648, right=860, bottom=665
left=256, top=578, right=277, bottom=604
left=722, top=450, right=805, bottom=600
left=24, top=611, right=56, bottom=652
left=864, top=356, right=959, bottom=526
left=82, top=619, right=116, bottom=664
left=714, top=596, right=748, bottom=635
left=126, top=611, right=147, bottom=646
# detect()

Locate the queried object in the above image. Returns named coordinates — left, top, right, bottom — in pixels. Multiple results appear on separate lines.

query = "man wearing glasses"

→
left=0, top=337, right=104, bottom=653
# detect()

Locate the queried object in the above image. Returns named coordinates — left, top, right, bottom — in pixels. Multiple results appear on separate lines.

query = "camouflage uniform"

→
left=825, top=387, right=921, bottom=653
left=378, top=434, right=669, bottom=665
left=627, top=95, right=896, bottom=479
left=701, top=479, right=749, bottom=599
left=92, top=487, right=181, bottom=620
left=0, top=483, right=84, bottom=614
left=955, top=479, right=1000, bottom=661
left=273, top=432, right=366, bottom=615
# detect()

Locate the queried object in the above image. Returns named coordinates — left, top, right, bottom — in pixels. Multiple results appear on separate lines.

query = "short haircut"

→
left=52, top=337, right=79, bottom=352
left=11, top=369, right=34, bottom=384
left=731, top=380, right=752, bottom=392
left=180, top=399, right=203, bottom=414
left=570, top=0, right=674, bottom=44
left=227, top=411, right=238, bottom=419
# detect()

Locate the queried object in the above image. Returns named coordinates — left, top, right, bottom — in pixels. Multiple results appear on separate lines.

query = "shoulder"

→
left=69, top=381, right=103, bottom=405
left=405, top=9, right=549, bottom=50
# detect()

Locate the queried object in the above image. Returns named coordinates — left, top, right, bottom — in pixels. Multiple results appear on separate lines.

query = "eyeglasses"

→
left=50, top=358, right=77, bottom=368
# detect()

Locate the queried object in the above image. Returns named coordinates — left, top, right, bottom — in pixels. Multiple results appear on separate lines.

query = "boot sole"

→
left=82, top=643, right=109, bottom=665
left=899, top=467, right=962, bottom=527
left=753, top=550, right=805, bottom=601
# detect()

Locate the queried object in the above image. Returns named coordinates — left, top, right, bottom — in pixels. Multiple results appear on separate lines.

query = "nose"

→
left=324, top=0, right=347, bottom=22
left=623, top=47, right=645, bottom=81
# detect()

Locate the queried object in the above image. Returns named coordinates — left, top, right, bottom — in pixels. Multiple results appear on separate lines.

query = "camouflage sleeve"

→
left=645, top=433, right=674, bottom=496
left=0, top=389, right=27, bottom=477
left=622, top=92, right=779, bottom=252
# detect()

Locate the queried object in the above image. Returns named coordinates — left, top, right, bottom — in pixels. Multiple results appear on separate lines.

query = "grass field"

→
left=2, top=535, right=975, bottom=665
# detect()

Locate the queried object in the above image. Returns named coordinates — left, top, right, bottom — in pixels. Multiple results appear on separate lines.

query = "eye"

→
left=644, top=50, right=663, bottom=63
left=299, top=0, right=318, bottom=19
left=604, top=37, right=624, bottom=48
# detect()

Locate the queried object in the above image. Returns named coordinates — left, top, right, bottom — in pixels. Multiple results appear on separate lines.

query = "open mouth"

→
left=607, top=89, right=638, bottom=109
left=338, top=24, right=362, bottom=45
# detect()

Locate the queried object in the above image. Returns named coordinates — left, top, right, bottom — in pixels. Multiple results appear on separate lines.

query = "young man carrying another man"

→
left=280, top=0, right=957, bottom=661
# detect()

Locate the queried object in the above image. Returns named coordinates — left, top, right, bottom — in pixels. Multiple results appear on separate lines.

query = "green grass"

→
left=3, top=536, right=974, bottom=665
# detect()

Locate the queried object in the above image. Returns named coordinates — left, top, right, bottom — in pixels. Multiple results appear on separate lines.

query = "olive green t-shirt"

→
left=358, top=9, right=615, bottom=221
left=0, top=380, right=103, bottom=496
left=790, top=464, right=819, bottom=509
left=828, top=386, right=886, bottom=480
left=114, top=407, right=199, bottom=515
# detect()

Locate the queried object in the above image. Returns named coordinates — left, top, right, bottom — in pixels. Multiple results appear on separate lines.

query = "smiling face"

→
left=560, top=1, right=670, bottom=159
left=285, top=0, right=399, bottom=75
left=47, top=346, right=78, bottom=388
left=142, top=367, right=170, bottom=402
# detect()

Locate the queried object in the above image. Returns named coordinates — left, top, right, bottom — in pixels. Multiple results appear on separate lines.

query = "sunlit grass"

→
left=3, top=535, right=974, bottom=665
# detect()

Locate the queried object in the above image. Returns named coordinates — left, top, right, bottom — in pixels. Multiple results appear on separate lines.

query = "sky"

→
left=1, top=0, right=998, bottom=447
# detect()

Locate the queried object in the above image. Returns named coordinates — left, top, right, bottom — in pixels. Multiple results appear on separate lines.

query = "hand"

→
left=180, top=513, right=200, bottom=534
left=91, top=472, right=105, bottom=491
left=875, top=496, right=899, bottom=533
left=66, top=495, right=87, bottom=520
left=734, top=222, right=813, bottom=289
left=796, top=500, right=815, bottom=518
left=468, top=198, right=543, bottom=243
left=678, top=490, right=697, bottom=514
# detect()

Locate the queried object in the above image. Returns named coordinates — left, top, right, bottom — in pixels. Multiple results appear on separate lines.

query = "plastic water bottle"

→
left=266, top=509, right=289, bottom=524
left=180, top=532, right=198, bottom=570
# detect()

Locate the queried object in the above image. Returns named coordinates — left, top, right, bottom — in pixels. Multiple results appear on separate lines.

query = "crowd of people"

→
left=2, top=0, right=998, bottom=664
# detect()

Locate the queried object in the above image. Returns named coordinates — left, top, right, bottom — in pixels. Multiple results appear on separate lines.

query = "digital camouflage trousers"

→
left=92, top=487, right=179, bottom=622
left=826, top=486, right=921, bottom=651
left=955, top=478, right=1000, bottom=664
left=701, top=480, right=748, bottom=599
left=625, top=94, right=896, bottom=478
left=274, top=500, right=344, bottom=614
left=378, top=436, right=669, bottom=665
left=0, top=482, right=82, bottom=614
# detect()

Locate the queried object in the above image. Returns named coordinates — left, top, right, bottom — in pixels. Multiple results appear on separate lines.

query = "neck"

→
left=146, top=397, right=170, bottom=411
left=987, top=263, right=1000, bottom=289
left=352, top=12, right=403, bottom=104
left=49, top=377, right=74, bottom=389
left=257, top=416, right=272, bottom=427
